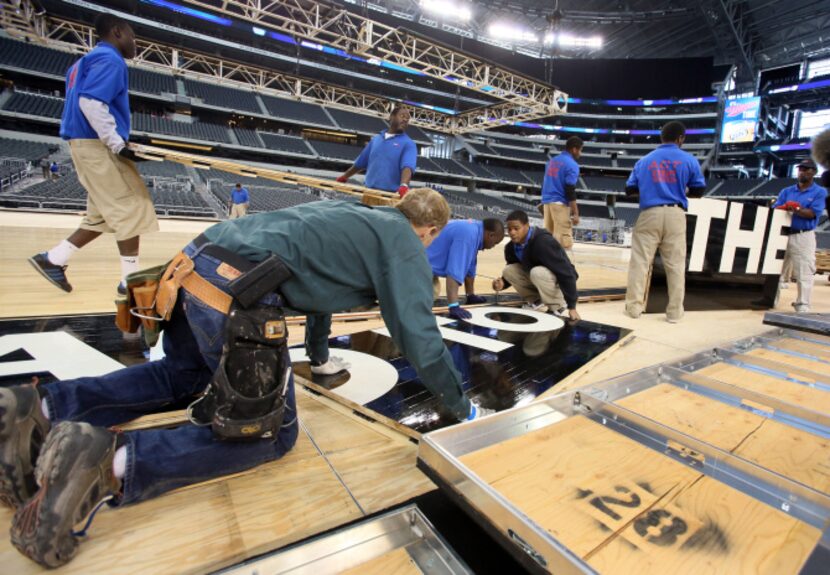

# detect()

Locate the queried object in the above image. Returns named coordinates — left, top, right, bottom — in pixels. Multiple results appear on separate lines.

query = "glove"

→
left=465, top=294, right=487, bottom=305
left=448, top=303, right=472, bottom=320
left=118, top=146, right=146, bottom=162
left=397, top=184, right=410, bottom=198
left=785, top=200, right=801, bottom=211
left=335, top=175, right=348, bottom=183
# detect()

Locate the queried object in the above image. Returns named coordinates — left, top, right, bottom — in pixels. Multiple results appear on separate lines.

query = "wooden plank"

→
left=695, top=362, right=830, bottom=414
left=459, top=415, right=820, bottom=574
left=742, top=348, right=830, bottom=378
left=617, top=384, right=830, bottom=493
left=340, top=547, right=422, bottom=575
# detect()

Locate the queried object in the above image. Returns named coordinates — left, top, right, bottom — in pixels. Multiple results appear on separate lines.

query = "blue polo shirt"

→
left=354, top=131, right=417, bottom=192
left=513, top=226, right=534, bottom=261
left=773, top=182, right=827, bottom=231
left=231, top=187, right=249, bottom=204
left=541, top=151, right=579, bottom=204
left=626, top=144, right=705, bottom=210
left=60, top=42, right=130, bottom=142
left=426, top=219, right=483, bottom=284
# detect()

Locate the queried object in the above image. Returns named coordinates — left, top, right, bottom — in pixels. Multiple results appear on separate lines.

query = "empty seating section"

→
left=137, top=161, right=189, bottom=179
left=749, top=178, right=796, bottom=198
left=234, top=128, right=264, bottom=148
left=326, top=108, right=387, bottom=134
left=129, top=68, right=177, bottom=95
left=211, top=182, right=319, bottom=213
left=481, top=165, right=531, bottom=185
left=133, top=113, right=231, bottom=143
left=0, top=136, right=54, bottom=161
left=417, top=157, right=444, bottom=173
left=0, top=162, right=29, bottom=193
left=204, top=169, right=262, bottom=188
left=260, top=96, right=334, bottom=127
left=580, top=204, right=612, bottom=219
left=582, top=176, right=627, bottom=193
left=449, top=204, right=496, bottom=221
left=428, top=158, right=472, bottom=177
left=183, top=80, right=261, bottom=114
left=3, top=92, right=63, bottom=119
left=406, top=125, right=433, bottom=144
left=259, top=133, right=313, bottom=156
left=817, top=232, right=830, bottom=250
left=0, top=37, right=75, bottom=77
left=581, top=155, right=614, bottom=167
left=462, top=162, right=497, bottom=180
left=490, top=145, right=548, bottom=163
left=616, top=157, right=639, bottom=168
left=613, top=205, right=640, bottom=226
left=1, top=173, right=87, bottom=210
left=307, top=140, right=362, bottom=161
left=711, top=178, right=763, bottom=196
left=521, top=170, right=543, bottom=187
left=468, top=142, right=497, bottom=155
left=150, top=186, right=214, bottom=217
left=465, top=191, right=531, bottom=212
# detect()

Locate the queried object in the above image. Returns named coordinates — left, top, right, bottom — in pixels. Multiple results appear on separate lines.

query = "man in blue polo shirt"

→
left=28, top=14, right=157, bottom=296
left=229, top=183, right=250, bottom=219
left=427, top=218, right=504, bottom=319
left=541, top=136, right=583, bottom=253
left=772, top=159, right=827, bottom=312
left=624, top=121, right=706, bottom=323
left=337, top=106, right=417, bottom=197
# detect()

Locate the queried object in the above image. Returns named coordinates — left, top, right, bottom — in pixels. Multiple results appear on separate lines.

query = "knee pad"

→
left=190, top=305, right=290, bottom=441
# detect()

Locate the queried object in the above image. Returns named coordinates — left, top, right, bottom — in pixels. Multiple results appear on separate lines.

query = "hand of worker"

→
left=335, top=175, right=349, bottom=183
left=118, top=145, right=146, bottom=163
left=568, top=309, right=581, bottom=322
left=465, top=294, right=487, bottom=305
left=570, top=213, right=580, bottom=226
left=447, top=303, right=472, bottom=320
left=536, top=203, right=544, bottom=215
left=492, top=277, right=505, bottom=292
left=397, top=184, right=410, bottom=198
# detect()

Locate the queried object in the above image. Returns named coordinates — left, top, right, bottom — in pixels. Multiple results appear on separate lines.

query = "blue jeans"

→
left=41, top=242, right=299, bottom=504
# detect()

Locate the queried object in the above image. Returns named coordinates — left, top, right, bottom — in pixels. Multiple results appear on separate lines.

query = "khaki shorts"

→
left=71, top=139, right=159, bottom=240
left=543, top=203, right=574, bottom=249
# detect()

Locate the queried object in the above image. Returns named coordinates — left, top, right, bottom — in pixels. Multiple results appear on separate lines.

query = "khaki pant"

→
left=787, top=230, right=816, bottom=311
left=71, top=139, right=158, bottom=240
left=502, top=263, right=566, bottom=310
left=543, top=203, right=573, bottom=250
left=229, top=203, right=248, bottom=219
left=625, top=206, right=686, bottom=320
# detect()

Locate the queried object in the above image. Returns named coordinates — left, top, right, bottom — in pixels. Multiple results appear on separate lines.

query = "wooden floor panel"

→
left=772, top=337, right=830, bottom=362
left=694, top=362, right=830, bottom=413
left=743, top=348, right=830, bottom=378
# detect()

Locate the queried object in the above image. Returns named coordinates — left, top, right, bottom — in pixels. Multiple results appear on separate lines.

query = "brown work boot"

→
left=0, top=384, right=51, bottom=508
left=11, top=422, right=121, bottom=568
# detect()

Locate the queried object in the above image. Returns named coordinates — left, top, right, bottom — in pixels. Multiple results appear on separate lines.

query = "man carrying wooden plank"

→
left=426, top=217, right=504, bottom=319
left=492, top=210, right=581, bottom=322
left=27, top=14, right=156, bottom=297
left=0, top=189, right=489, bottom=568
left=336, top=106, right=417, bottom=197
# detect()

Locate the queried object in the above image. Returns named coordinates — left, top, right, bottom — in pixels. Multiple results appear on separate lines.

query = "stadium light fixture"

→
left=488, top=23, right=538, bottom=43
left=420, top=0, right=472, bottom=22
left=557, top=34, right=603, bottom=48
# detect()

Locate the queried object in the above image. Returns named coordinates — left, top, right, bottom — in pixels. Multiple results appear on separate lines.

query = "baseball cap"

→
left=796, top=159, right=818, bottom=170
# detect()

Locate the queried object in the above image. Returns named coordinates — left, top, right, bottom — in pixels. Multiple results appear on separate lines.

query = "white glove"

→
left=310, top=356, right=351, bottom=375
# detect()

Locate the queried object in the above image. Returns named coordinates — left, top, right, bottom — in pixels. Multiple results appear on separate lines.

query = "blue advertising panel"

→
left=721, top=96, right=761, bottom=144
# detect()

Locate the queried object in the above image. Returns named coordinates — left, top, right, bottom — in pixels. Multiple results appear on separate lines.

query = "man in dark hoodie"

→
left=492, top=210, right=581, bottom=321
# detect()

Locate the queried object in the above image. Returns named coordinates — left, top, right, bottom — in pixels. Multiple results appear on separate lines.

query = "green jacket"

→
left=202, top=201, right=470, bottom=419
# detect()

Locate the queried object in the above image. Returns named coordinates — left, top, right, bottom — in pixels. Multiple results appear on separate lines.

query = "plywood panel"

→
left=695, top=362, right=830, bottom=413
left=772, top=337, right=830, bottom=362
left=340, top=548, right=422, bottom=575
left=617, top=384, right=830, bottom=493
left=459, top=415, right=821, bottom=574
left=743, top=348, right=830, bottom=378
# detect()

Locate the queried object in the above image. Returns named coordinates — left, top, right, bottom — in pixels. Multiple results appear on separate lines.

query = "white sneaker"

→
left=310, top=356, right=351, bottom=375
left=466, top=404, right=495, bottom=421
left=522, top=301, right=549, bottom=313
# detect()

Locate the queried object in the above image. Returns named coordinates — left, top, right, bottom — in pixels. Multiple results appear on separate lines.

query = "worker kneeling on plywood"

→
left=493, top=210, right=581, bottom=322
left=0, top=189, right=487, bottom=568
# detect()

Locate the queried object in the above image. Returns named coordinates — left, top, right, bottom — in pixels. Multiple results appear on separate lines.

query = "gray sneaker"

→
left=11, top=422, right=120, bottom=568
left=0, top=385, right=50, bottom=508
